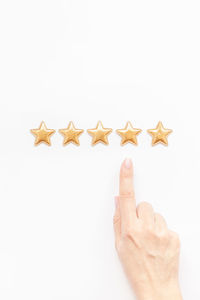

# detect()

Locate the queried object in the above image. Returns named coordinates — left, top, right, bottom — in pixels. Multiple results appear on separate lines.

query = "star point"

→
left=59, top=121, right=84, bottom=146
left=116, top=121, right=142, bottom=145
left=147, top=121, right=172, bottom=146
left=87, top=121, right=112, bottom=145
left=30, top=121, right=55, bottom=146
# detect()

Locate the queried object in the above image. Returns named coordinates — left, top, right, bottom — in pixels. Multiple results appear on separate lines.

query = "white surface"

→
left=0, top=0, right=200, bottom=299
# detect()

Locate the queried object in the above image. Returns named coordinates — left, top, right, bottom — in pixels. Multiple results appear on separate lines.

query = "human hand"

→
left=113, top=158, right=183, bottom=300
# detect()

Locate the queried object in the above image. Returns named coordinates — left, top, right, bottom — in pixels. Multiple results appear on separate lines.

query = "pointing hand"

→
left=113, top=158, right=183, bottom=300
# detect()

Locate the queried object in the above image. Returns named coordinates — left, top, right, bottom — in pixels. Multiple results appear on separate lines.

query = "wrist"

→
left=137, top=282, right=182, bottom=300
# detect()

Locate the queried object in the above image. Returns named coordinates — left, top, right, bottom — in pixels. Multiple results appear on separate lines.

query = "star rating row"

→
left=30, top=121, right=172, bottom=146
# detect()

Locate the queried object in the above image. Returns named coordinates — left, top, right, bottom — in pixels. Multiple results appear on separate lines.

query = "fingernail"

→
left=124, top=158, right=132, bottom=169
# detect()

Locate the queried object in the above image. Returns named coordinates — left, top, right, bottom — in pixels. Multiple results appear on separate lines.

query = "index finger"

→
left=119, top=158, right=135, bottom=197
left=118, top=158, right=137, bottom=231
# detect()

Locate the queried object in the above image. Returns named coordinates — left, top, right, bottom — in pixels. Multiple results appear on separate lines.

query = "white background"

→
left=0, top=0, right=200, bottom=299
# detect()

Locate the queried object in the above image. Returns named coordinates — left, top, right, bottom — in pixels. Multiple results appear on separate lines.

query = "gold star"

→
left=59, top=121, right=84, bottom=146
left=147, top=121, right=172, bottom=146
left=30, top=121, right=55, bottom=146
left=116, top=121, right=142, bottom=145
left=87, top=121, right=112, bottom=145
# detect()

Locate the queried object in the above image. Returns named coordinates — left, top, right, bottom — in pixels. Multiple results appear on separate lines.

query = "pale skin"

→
left=113, top=158, right=183, bottom=300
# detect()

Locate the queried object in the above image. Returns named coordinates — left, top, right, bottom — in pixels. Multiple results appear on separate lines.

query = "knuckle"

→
left=122, top=223, right=142, bottom=241
left=113, top=214, right=120, bottom=225
left=144, top=226, right=155, bottom=237
left=157, top=231, right=170, bottom=243
left=147, top=225, right=168, bottom=241
left=122, top=226, right=134, bottom=240
left=120, top=191, right=135, bottom=198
